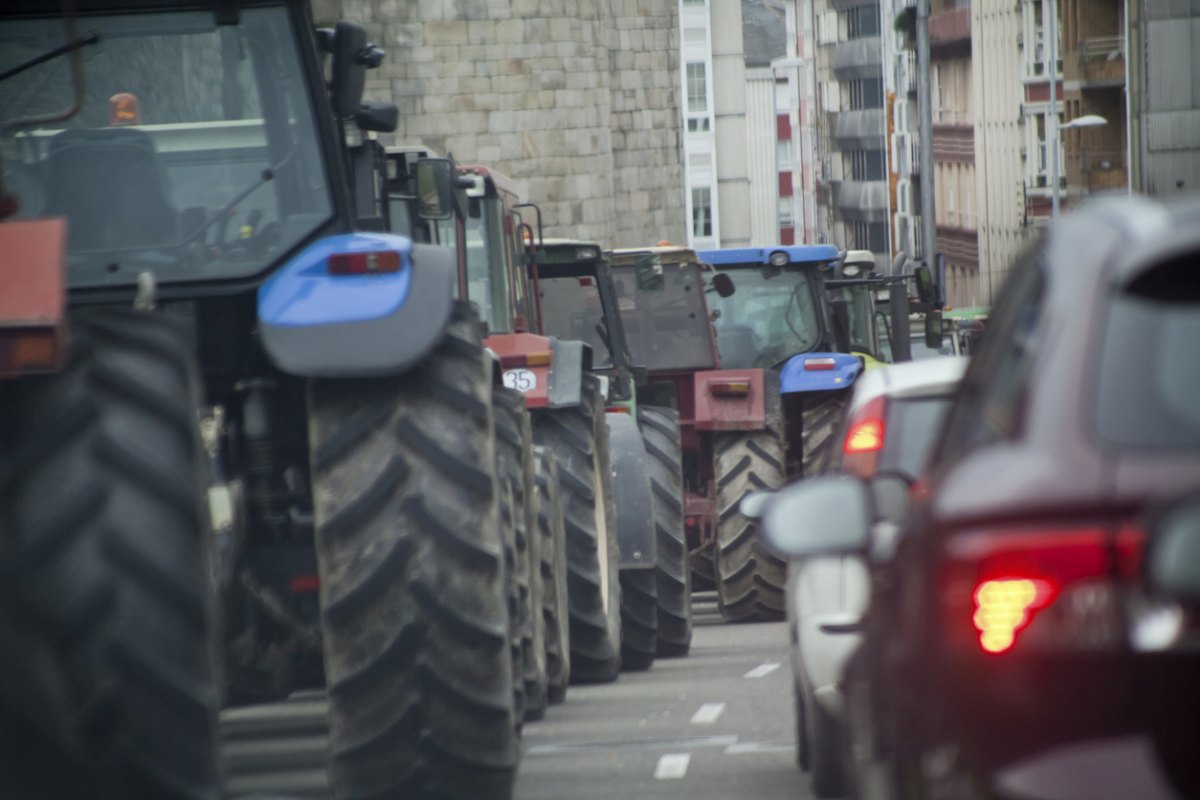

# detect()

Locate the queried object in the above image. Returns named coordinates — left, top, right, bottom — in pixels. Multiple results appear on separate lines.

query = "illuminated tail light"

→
left=842, top=396, right=886, bottom=477
left=290, top=574, right=320, bottom=594
left=710, top=380, right=750, bottom=396
left=804, top=357, right=837, bottom=371
left=499, top=351, right=552, bottom=368
left=606, top=405, right=632, bottom=414
left=327, top=250, right=402, bottom=275
left=942, top=527, right=1138, bottom=655
left=0, top=327, right=66, bottom=377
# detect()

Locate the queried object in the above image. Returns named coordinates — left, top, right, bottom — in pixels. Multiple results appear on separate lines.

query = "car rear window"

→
left=1096, top=257, right=1200, bottom=448
left=882, top=396, right=953, bottom=478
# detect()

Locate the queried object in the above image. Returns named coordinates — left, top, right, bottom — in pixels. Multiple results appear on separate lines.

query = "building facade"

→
left=313, top=0, right=686, bottom=248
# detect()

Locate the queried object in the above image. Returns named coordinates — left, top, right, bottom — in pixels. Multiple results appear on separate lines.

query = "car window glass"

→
left=934, top=258, right=1045, bottom=465
left=1096, top=256, right=1200, bottom=448
left=881, top=396, right=953, bottom=479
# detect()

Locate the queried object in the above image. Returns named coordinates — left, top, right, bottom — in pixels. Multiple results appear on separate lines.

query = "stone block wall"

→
left=313, top=0, right=685, bottom=248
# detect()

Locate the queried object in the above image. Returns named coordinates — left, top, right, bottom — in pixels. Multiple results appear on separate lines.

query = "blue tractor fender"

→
left=778, top=352, right=863, bottom=395
left=258, top=232, right=455, bottom=378
left=605, top=411, right=656, bottom=569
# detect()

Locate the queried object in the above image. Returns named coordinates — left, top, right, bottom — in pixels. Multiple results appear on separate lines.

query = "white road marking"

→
left=725, top=741, right=794, bottom=755
left=690, top=702, right=726, bottom=725
left=654, top=753, right=691, bottom=780
left=743, top=661, right=781, bottom=678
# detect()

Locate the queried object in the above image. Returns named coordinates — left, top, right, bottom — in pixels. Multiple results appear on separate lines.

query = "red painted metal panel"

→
left=692, top=368, right=766, bottom=431
left=778, top=170, right=793, bottom=196
left=776, top=114, right=791, bottom=140
left=780, top=227, right=796, bottom=245
left=485, top=332, right=553, bottom=408
left=0, top=218, right=66, bottom=327
left=684, top=492, right=716, bottom=550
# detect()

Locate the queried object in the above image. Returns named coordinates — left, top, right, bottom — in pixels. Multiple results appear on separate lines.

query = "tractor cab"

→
left=700, top=245, right=844, bottom=370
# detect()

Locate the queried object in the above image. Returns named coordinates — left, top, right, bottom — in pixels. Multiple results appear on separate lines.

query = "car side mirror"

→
left=924, top=311, right=944, bottom=350
left=758, top=475, right=871, bottom=558
left=1145, top=494, right=1200, bottom=603
left=415, top=158, right=454, bottom=221
left=712, top=273, right=735, bottom=298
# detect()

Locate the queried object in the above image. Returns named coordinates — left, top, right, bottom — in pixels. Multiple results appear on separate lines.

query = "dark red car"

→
left=758, top=195, right=1200, bottom=800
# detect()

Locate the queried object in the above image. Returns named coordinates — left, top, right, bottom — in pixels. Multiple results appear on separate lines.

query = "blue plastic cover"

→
left=697, top=245, right=840, bottom=266
left=258, top=232, right=414, bottom=328
left=779, top=352, right=863, bottom=394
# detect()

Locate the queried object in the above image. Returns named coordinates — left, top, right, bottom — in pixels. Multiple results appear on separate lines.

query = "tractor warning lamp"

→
left=710, top=380, right=750, bottom=396
left=327, top=250, right=402, bottom=275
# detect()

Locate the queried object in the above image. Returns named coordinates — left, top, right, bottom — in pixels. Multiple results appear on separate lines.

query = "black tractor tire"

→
left=801, top=390, right=851, bottom=478
left=618, top=567, right=658, bottom=671
left=532, top=374, right=622, bottom=684
left=0, top=308, right=221, bottom=800
left=493, top=385, right=548, bottom=722
left=311, top=301, right=517, bottom=800
left=532, top=446, right=571, bottom=704
left=636, top=405, right=692, bottom=657
left=713, top=430, right=788, bottom=622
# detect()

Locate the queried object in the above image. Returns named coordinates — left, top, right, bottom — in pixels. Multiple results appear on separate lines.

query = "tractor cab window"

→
left=465, top=196, right=512, bottom=334
left=538, top=272, right=613, bottom=369
left=0, top=6, right=334, bottom=287
left=834, top=283, right=882, bottom=357
left=708, top=266, right=821, bottom=368
left=610, top=260, right=716, bottom=371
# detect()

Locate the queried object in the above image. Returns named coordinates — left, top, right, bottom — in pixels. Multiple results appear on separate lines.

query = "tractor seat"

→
left=43, top=127, right=178, bottom=250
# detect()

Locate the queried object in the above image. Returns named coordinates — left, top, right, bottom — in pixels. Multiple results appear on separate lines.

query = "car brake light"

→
left=842, top=396, right=886, bottom=477
left=327, top=250, right=402, bottom=275
left=942, top=527, right=1136, bottom=655
left=804, top=357, right=837, bottom=371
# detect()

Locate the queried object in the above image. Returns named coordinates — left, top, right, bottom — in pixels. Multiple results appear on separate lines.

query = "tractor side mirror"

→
left=415, top=158, right=454, bottom=221
left=712, top=273, right=735, bottom=298
left=330, top=21, right=368, bottom=118
left=924, top=311, right=944, bottom=350
left=913, top=264, right=937, bottom=307
left=355, top=99, right=398, bottom=133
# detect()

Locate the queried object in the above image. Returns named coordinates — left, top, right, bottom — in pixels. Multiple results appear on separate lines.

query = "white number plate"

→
left=503, top=368, right=537, bottom=392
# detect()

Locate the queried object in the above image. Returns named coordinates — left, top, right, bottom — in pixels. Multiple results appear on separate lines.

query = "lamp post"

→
left=1053, top=114, right=1108, bottom=216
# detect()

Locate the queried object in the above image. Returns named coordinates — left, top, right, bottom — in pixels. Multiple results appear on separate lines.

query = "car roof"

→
left=848, top=357, right=968, bottom=415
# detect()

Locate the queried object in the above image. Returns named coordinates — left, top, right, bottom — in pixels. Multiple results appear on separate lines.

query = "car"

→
left=780, top=356, right=968, bottom=798
left=757, top=195, right=1200, bottom=800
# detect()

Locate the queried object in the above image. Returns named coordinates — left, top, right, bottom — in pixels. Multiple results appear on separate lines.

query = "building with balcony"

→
left=809, top=0, right=891, bottom=261
left=930, top=0, right=980, bottom=308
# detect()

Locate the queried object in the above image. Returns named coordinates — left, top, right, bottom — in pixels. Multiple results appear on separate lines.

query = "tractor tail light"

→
left=499, top=351, right=552, bottom=369
left=804, top=357, right=838, bottom=371
left=327, top=250, right=402, bottom=275
left=290, top=574, right=320, bottom=594
left=941, top=526, right=1139, bottom=656
left=710, top=380, right=750, bottom=396
left=0, top=327, right=67, bottom=378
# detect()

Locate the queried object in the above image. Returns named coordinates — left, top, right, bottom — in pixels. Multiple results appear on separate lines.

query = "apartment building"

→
left=930, top=0, right=980, bottom=307
left=678, top=0, right=799, bottom=249
left=811, top=0, right=891, bottom=263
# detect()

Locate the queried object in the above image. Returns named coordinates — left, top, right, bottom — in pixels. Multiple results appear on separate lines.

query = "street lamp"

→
left=1052, top=115, right=1108, bottom=217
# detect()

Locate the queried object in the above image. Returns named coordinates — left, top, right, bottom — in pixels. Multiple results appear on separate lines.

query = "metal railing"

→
left=1079, top=35, right=1124, bottom=64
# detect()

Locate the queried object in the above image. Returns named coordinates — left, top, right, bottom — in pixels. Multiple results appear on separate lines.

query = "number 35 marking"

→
left=503, top=368, right=537, bottom=392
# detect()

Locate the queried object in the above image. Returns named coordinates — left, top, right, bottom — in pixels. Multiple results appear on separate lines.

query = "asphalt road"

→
left=517, top=594, right=811, bottom=800
left=221, top=592, right=814, bottom=800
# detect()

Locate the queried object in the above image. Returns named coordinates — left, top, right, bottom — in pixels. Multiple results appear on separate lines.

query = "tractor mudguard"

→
left=779, top=352, right=862, bottom=395
left=258, top=233, right=454, bottom=378
left=605, top=412, right=655, bottom=569
left=546, top=338, right=591, bottom=409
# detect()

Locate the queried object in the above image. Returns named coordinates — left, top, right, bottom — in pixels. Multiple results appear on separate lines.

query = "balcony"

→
left=834, top=109, right=885, bottom=149
left=1064, top=36, right=1125, bottom=88
left=1066, top=148, right=1128, bottom=194
left=833, top=37, right=882, bottom=80
left=833, top=179, right=888, bottom=219
left=929, top=6, right=970, bottom=50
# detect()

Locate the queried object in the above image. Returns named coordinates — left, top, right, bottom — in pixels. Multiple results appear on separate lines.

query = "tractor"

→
left=0, top=3, right=519, bottom=798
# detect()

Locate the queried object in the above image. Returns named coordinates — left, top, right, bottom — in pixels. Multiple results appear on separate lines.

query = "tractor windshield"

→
left=463, top=196, right=513, bottom=334
left=0, top=7, right=333, bottom=287
left=538, top=272, right=613, bottom=369
left=708, top=266, right=822, bottom=368
left=609, top=259, right=716, bottom=372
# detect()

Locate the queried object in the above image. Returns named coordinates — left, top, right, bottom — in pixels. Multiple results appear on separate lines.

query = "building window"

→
left=848, top=149, right=885, bottom=181
left=851, top=220, right=887, bottom=253
left=687, top=62, right=707, bottom=114
left=688, top=117, right=711, bottom=132
left=776, top=138, right=792, bottom=171
left=778, top=195, right=794, bottom=228
left=1023, top=0, right=1062, bottom=80
left=1025, top=105, right=1065, bottom=188
left=845, top=5, right=880, bottom=40
left=692, top=187, right=713, bottom=237
left=848, top=78, right=883, bottom=110
left=682, top=0, right=705, bottom=6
